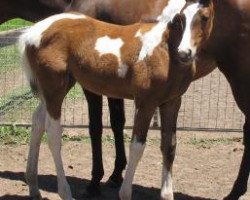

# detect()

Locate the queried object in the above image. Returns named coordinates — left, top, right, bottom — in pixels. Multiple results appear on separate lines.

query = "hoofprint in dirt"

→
left=0, top=130, right=249, bottom=200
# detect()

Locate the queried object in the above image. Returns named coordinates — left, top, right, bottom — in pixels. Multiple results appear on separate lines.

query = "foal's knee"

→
left=32, top=103, right=46, bottom=131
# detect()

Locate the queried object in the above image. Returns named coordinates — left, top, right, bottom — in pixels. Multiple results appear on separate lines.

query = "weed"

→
left=187, top=136, right=242, bottom=147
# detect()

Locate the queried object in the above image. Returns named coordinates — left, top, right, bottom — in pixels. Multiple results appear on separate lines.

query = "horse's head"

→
left=177, top=0, right=214, bottom=64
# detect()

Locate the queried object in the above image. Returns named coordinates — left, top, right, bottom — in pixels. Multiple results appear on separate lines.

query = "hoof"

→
left=119, top=187, right=132, bottom=200
left=106, top=175, right=123, bottom=188
left=223, top=194, right=238, bottom=200
left=119, top=192, right=131, bottom=200
left=31, top=193, right=42, bottom=200
left=85, top=182, right=101, bottom=197
left=105, top=178, right=123, bottom=189
left=223, top=186, right=246, bottom=200
left=160, top=194, right=174, bottom=200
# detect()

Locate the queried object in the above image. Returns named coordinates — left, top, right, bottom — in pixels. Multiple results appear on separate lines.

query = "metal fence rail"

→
left=0, top=25, right=244, bottom=132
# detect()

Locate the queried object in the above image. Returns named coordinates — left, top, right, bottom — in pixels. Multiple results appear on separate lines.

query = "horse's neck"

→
left=205, top=0, right=250, bottom=77
left=206, top=0, right=242, bottom=56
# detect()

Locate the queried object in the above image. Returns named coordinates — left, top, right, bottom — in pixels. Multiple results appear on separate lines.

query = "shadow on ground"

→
left=0, top=171, right=217, bottom=200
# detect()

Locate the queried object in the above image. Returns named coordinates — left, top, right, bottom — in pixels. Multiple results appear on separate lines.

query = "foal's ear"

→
left=168, top=14, right=185, bottom=51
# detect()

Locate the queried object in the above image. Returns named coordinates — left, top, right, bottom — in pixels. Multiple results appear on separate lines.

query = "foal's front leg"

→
left=159, top=98, right=181, bottom=200
left=119, top=103, right=156, bottom=200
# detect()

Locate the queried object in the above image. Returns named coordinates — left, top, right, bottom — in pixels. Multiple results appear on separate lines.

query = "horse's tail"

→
left=18, top=31, right=39, bottom=96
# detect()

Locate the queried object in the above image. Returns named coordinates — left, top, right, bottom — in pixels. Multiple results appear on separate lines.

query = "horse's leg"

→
left=159, top=98, right=181, bottom=200
left=26, top=102, right=46, bottom=200
left=83, top=89, right=104, bottom=196
left=224, top=117, right=250, bottom=200
left=219, top=67, right=250, bottom=199
left=119, top=102, right=156, bottom=200
left=106, top=97, right=126, bottom=187
left=45, top=113, right=73, bottom=200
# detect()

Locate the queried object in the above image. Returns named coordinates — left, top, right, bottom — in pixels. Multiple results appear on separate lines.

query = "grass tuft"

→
left=187, top=136, right=242, bottom=148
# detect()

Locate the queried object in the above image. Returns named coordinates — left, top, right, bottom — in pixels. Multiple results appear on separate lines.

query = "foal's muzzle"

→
left=177, top=49, right=193, bottom=64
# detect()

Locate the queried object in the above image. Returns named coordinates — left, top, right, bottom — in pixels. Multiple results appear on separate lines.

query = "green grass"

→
left=187, top=137, right=242, bottom=147
left=66, top=84, right=83, bottom=99
left=0, top=45, right=20, bottom=70
left=0, top=19, right=32, bottom=32
left=0, top=82, right=83, bottom=123
left=0, top=86, right=30, bottom=107
left=0, top=126, right=33, bottom=145
left=0, top=126, right=133, bottom=146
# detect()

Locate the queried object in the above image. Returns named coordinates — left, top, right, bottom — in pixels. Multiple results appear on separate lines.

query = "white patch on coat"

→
left=161, top=166, right=173, bottom=199
left=135, top=0, right=186, bottom=61
left=119, top=138, right=146, bottom=200
left=95, top=35, right=128, bottom=78
left=136, top=22, right=166, bottom=61
left=178, top=3, right=201, bottom=56
left=45, top=114, right=73, bottom=199
left=19, top=13, right=86, bottom=48
left=157, top=0, right=186, bottom=22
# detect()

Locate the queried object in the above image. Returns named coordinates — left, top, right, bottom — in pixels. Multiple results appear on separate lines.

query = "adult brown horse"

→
left=177, top=0, right=250, bottom=199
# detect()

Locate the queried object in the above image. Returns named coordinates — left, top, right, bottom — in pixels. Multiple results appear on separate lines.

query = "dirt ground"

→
left=0, top=130, right=250, bottom=200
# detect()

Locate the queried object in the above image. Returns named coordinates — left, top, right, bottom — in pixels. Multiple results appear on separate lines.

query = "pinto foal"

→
left=19, top=1, right=212, bottom=199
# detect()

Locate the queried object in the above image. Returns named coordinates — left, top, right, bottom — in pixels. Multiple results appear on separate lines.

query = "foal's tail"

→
left=18, top=31, right=39, bottom=96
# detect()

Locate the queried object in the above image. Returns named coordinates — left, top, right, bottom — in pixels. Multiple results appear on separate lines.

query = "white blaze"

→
left=178, top=3, right=200, bottom=56
left=136, top=0, right=186, bottom=61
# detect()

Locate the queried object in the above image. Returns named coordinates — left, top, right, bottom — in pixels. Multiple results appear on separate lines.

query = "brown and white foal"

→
left=19, top=1, right=212, bottom=199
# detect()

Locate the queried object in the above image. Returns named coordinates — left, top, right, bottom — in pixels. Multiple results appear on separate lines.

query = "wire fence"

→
left=0, top=23, right=244, bottom=132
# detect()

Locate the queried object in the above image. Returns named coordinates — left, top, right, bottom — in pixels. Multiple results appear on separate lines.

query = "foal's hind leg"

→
left=119, top=102, right=156, bottom=200
left=159, top=98, right=181, bottom=200
left=41, top=72, right=74, bottom=200
left=26, top=102, right=46, bottom=200
left=224, top=117, right=250, bottom=200
left=46, top=113, right=73, bottom=200
left=106, top=97, right=126, bottom=188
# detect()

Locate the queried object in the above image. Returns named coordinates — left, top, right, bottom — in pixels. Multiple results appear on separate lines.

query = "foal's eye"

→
left=201, top=15, right=209, bottom=22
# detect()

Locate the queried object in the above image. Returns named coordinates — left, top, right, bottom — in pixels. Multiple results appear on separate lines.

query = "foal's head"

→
left=177, top=0, right=214, bottom=63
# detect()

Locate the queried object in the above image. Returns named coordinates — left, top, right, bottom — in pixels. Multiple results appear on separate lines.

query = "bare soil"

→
left=0, top=130, right=250, bottom=200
